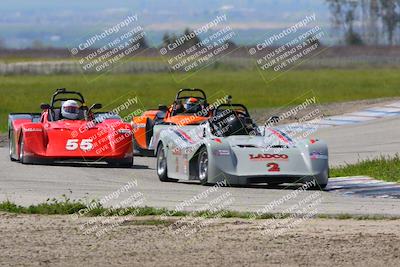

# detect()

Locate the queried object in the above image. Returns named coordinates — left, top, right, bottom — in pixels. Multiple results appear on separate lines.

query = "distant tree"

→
left=326, top=0, right=400, bottom=45
left=306, top=35, right=322, bottom=46
left=379, top=0, right=399, bottom=45
left=31, top=40, right=45, bottom=49
left=0, top=38, right=6, bottom=49
left=224, top=40, right=237, bottom=48
left=367, top=0, right=380, bottom=44
left=326, top=0, right=359, bottom=44
left=345, top=30, right=364, bottom=45
left=183, top=28, right=201, bottom=47
left=137, top=32, right=148, bottom=49
left=162, top=32, right=171, bottom=47
left=170, top=34, right=178, bottom=45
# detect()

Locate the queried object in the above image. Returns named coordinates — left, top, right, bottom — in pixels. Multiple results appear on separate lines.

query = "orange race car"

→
left=132, top=89, right=212, bottom=156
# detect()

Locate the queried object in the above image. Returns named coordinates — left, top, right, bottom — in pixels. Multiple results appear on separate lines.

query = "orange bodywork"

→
left=132, top=106, right=210, bottom=152
left=163, top=114, right=208, bottom=125
left=132, top=110, right=159, bottom=150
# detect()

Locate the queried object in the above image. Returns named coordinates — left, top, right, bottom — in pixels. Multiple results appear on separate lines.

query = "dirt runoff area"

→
left=1, top=213, right=400, bottom=267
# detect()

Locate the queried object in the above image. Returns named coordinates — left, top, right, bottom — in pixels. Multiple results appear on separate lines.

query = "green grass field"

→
left=0, top=198, right=395, bottom=220
left=331, top=155, right=400, bottom=183
left=1, top=68, right=400, bottom=132
left=0, top=56, right=166, bottom=63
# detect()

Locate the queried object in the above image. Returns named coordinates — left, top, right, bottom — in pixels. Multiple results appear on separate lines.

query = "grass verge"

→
left=330, top=154, right=400, bottom=183
left=1, top=68, right=400, bottom=132
left=0, top=198, right=398, bottom=220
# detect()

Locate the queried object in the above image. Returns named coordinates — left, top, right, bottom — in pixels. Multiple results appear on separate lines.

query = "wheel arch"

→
left=189, top=144, right=207, bottom=180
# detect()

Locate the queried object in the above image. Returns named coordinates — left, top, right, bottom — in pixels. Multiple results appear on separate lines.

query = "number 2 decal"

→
left=267, top=163, right=280, bottom=172
left=66, top=139, right=93, bottom=151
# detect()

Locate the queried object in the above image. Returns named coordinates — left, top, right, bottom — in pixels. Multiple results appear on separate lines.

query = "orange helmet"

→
left=184, top=97, right=200, bottom=112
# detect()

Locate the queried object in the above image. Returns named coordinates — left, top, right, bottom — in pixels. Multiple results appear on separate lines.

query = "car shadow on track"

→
left=178, top=181, right=320, bottom=191
left=26, top=162, right=150, bottom=170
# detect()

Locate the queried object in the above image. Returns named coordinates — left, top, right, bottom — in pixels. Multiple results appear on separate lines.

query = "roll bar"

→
left=212, top=103, right=250, bottom=117
left=50, top=88, right=85, bottom=108
left=175, top=88, right=207, bottom=101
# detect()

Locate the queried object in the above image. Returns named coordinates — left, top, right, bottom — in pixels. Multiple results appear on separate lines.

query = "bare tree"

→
left=380, top=0, right=399, bottom=45
left=326, top=0, right=363, bottom=45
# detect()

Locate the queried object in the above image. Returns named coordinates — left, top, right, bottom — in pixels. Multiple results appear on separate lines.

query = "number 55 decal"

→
left=267, top=163, right=280, bottom=172
left=66, top=139, right=93, bottom=151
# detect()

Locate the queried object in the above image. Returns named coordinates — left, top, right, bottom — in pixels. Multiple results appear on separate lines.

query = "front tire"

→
left=312, top=170, right=329, bottom=190
left=9, top=130, right=17, bottom=161
left=198, top=147, right=209, bottom=185
left=156, top=144, right=177, bottom=182
left=19, top=137, right=26, bottom=164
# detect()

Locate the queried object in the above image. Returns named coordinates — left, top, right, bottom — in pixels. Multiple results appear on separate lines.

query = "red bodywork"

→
left=9, top=92, right=133, bottom=165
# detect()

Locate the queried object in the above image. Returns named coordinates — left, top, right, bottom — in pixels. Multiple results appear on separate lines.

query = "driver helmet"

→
left=61, top=100, right=80, bottom=120
left=184, top=97, right=200, bottom=112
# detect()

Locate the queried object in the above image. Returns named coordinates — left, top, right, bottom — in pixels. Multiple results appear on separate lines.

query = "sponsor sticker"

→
left=249, top=153, right=289, bottom=161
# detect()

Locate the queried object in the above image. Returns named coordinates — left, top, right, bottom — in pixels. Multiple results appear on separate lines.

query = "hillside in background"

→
left=0, top=0, right=331, bottom=48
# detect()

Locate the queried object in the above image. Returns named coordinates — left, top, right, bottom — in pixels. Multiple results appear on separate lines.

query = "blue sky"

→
left=0, top=0, right=332, bottom=48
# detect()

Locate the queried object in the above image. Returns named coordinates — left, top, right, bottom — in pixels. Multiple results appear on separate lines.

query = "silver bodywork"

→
left=154, top=121, right=329, bottom=187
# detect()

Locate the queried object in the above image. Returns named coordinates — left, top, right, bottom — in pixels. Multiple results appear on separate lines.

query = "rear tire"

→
left=156, top=144, right=177, bottom=182
left=9, top=130, right=17, bottom=161
left=198, top=147, right=209, bottom=186
left=107, top=157, right=134, bottom=168
left=120, top=157, right=134, bottom=168
left=19, top=137, right=26, bottom=164
left=268, top=182, right=281, bottom=187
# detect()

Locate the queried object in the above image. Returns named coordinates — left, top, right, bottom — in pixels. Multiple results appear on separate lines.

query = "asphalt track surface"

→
left=1, top=116, right=400, bottom=217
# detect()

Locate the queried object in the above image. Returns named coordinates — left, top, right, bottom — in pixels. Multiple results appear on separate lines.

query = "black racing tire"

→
left=133, top=137, right=155, bottom=157
left=315, top=170, right=329, bottom=190
left=197, top=146, right=209, bottom=186
left=268, top=182, right=282, bottom=187
left=120, top=157, right=134, bottom=168
left=9, top=130, right=17, bottom=161
left=318, top=183, right=328, bottom=190
left=19, top=136, right=26, bottom=164
left=156, top=144, right=177, bottom=182
left=107, top=157, right=134, bottom=168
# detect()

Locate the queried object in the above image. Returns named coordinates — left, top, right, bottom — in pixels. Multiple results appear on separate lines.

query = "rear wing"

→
left=8, top=113, right=42, bottom=134
left=175, top=88, right=207, bottom=101
left=8, top=113, right=41, bottom=123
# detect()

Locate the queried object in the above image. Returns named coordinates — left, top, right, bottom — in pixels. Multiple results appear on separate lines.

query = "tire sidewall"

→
left=19, top=137, right=25, bottom=164
left=156, top=144, right=168, bottom=180
left=198, top=147, right=209, bottom=185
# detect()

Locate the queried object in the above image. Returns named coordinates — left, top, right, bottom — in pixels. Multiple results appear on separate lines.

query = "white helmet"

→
left=61, top=100, right=80, bottom=120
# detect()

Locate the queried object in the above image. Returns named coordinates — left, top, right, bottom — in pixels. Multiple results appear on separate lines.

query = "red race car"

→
left=8, top=88, right=134, bottom=167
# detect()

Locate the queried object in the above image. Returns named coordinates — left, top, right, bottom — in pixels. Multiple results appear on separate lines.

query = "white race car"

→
left=154, top=103, right=329, bottom=188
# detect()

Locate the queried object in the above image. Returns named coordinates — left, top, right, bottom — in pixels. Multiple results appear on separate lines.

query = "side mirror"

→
left=266, top=116, right=279, bottom=126
left=90, top=103, right=102, bottom=110
left=158, top=105, right=168, bottom=111
left=40, top=103, right=50, bottom=110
